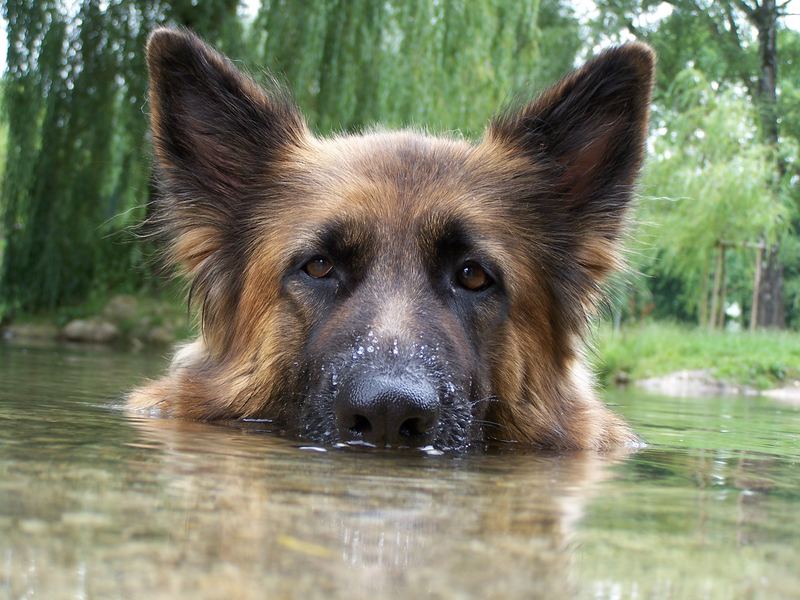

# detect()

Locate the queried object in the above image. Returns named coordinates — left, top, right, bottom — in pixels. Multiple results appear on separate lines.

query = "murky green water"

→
left=1, top=341, right=799, bottom=599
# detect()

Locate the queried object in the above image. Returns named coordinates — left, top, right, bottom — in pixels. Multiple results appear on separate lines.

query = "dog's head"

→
left=145, top=29, right=653, bottom=450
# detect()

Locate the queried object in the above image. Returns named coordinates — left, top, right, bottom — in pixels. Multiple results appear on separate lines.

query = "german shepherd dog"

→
left=129, top=29, right=654, bottom=451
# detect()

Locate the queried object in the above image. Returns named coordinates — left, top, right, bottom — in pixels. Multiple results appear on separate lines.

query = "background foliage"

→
left=0, top=0, right=798, bottom=330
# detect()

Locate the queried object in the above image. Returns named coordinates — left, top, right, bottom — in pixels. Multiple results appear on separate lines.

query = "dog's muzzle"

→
left=334, top=375, right=440, bottom=447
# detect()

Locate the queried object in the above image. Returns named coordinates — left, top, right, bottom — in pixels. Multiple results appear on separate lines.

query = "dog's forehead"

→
left=274, top=131, right=540, bottom=263
left=299, top=131, right=490, bottom=219
left=316, top=131, right=474, bottom=179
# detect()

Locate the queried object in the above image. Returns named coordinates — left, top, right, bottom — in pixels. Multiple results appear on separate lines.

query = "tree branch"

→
left=731, top=0, right=757, bottom=17
left=701, top=1, right=757, bottom=97
left=722, top=2, right=745, bottom=53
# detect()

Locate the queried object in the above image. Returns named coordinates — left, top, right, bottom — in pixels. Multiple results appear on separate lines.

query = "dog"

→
left=128, top=28, right=654, bottom=451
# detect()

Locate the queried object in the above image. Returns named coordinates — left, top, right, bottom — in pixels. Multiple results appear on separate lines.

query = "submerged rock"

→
left=146, top=326, right=174, bottom=346
left=102, top=295, right=139, bottom=323
left=62, top=319, right=120, bottom=344
left=614, top=371, right=631, bottom=385
left=763, top=381, right=800, bottom=406
left=636, top=369, right=758, bottom=398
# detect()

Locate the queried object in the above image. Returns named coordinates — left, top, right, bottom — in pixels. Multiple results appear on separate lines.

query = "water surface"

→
left=1, top=341, right=799, bottom=599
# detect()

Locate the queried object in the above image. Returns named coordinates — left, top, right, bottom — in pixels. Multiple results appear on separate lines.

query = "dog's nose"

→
left=334, top=376, right=439, bottom=447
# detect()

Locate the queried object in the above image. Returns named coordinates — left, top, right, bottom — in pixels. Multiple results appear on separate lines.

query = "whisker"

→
left=473, top=418, right=502, bottom=427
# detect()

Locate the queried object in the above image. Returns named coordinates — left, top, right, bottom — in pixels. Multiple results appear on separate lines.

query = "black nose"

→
left=334, top=376, right=440, bottom=447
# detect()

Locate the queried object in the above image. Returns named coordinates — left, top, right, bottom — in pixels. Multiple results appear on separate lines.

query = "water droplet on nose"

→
left=419, top=445, right=444, bottom=456
left=367, top=346, right=374, bottom=353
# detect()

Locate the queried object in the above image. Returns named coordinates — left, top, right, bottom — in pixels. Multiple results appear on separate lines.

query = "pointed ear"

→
left=146, top=28, right=308, bottom=351
left=147, top=27, right=307, bottom=274
left=486, top=43, right=654, bottom=279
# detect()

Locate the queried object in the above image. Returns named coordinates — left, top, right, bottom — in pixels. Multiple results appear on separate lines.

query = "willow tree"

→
left=594, top=0, right=798, bottom=327
left=635, top=69, right=789, bottom=325
left=0, top=0, right=243, bottom=312
left=254, top=0, right=578, bottom=136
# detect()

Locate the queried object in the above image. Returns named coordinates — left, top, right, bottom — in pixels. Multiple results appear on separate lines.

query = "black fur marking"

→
left=425, top=218, right=509, bottom=363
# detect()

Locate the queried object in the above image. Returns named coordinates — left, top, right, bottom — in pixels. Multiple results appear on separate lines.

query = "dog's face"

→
left=140, top=29, right=654, bottom=450
left=273, top=134, right=515, bottom=449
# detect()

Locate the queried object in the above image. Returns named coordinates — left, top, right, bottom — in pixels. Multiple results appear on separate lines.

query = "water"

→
left=1, top=341, right=799, bottom=599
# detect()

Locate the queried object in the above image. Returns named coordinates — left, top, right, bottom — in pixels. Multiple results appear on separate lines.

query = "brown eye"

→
left=303, top=256, right=334, bottom=278
left=457, top=261, right=492, bottom=291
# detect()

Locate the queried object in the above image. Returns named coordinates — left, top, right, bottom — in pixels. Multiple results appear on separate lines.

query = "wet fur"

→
left=129, top=28, right=655, bottom=451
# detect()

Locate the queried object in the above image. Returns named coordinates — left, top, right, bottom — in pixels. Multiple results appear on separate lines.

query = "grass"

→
left=592, top=321, right=800, bottom=390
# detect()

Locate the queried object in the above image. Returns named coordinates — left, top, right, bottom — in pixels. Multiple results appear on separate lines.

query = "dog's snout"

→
left=335, top=376, right=439, bottom=447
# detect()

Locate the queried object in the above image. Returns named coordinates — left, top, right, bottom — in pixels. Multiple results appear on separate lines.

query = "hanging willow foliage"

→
left=254, top=0, right=573, bottom=136
left=0, top=0, right=244, bottom=311
left=1, top=0, right=579, bottom=312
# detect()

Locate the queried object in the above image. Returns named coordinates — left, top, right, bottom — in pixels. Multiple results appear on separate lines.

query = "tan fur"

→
left=130, top=132, right=637, bottom=448
left=130, top=29, right=654, bottom=450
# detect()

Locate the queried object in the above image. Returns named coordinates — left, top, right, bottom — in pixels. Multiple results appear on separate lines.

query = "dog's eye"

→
left=303, top=256, right=334, bottom=278
left=457, top=261, right=492, bottom=291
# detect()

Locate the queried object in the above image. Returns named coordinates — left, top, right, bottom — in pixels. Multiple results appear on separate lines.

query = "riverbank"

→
left=1, top=293, right=194, bottom=349
left=594, top=322, right=800, bottom=398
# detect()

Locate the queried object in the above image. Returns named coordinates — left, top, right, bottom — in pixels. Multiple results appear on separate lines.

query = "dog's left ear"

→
left=487, top=43, right=655, bottom=281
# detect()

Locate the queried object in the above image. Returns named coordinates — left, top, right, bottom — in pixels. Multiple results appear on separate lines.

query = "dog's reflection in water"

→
left=124, top=416, right=627, bottom=599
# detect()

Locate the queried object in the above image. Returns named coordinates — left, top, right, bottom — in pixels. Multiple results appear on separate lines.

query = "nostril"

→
left=399, top=417, right=426, bottom=438
left=350, top=414, right=372, bottom=436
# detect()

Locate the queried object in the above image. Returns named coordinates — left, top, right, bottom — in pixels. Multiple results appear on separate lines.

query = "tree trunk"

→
left=699, top=256, right=710, bottom=327
left=709, top=243, right=723, bottom=330
left=757, top=244, right=785, bottom=327
left=751, top=0, right=786, bottom=328
left=717, top=245, right=727, bottom=329
left=750, top=243, right=763, bottom=330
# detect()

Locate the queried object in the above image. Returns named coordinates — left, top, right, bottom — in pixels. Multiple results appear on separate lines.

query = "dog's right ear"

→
left=146, top=28, right=308, bottom=353
left=146, top=28, right=307, bottom=275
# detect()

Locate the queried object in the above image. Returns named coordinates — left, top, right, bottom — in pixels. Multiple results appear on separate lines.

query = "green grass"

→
left=593, top=321, right=800, bottom=389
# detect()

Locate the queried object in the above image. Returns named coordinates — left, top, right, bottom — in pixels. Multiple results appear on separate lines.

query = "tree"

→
left=595, top=0, right=798, bottom=327
left=635, top=69, right=788, bottom=325
left=253, top=0, right=580, bottom=136
left=1, top=0, right=584, bottom=314
left=0, top=1, right=243, bottom=313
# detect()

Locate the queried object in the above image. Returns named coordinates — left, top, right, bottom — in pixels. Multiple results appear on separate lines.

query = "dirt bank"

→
left=635, top=369, right=800, bottom=405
